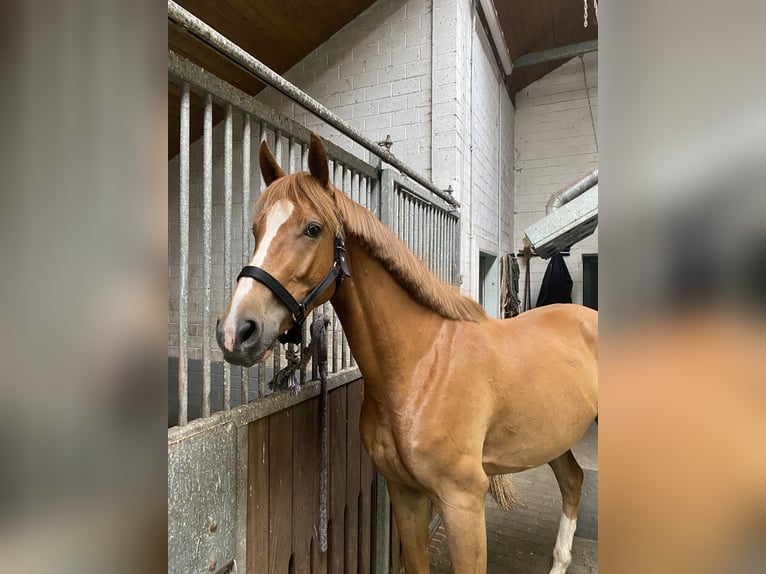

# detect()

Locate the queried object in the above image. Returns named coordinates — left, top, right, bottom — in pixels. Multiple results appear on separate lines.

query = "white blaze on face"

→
left=223, top=200, right=294, bottom=351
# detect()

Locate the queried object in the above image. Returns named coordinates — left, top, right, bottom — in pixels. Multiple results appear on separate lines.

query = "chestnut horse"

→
left=217, top=134, right=598, bottom=573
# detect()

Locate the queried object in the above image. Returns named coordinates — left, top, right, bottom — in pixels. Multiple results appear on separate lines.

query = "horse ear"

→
left=259, top=140, right=286, bottom=185
left=308, top=133, right=329, bottom=188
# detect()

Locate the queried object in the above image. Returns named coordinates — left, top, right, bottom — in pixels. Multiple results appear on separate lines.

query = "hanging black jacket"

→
left=536, top=253, right=573, bottom=306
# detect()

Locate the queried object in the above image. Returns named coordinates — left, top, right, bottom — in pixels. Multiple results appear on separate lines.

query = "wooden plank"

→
left=292, top=399, right=318, bottom=574
left=248, top=418, right=270, bottom=574
left=269, top=410, right=293, bottom=573
left=390, top=507, right=401, bottom=574
left=345, top=382, right=363, bottom=573
left=329, top=386, right=348, bottom=573
left=311, top=399, right=328, bottom=574
left=309, top=397, right=329, bottom=574
left=359, top=411, right=374, bottom=574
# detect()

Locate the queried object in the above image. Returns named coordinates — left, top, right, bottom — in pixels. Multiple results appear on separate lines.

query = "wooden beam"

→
left=513, top=40, right=598, bottom=68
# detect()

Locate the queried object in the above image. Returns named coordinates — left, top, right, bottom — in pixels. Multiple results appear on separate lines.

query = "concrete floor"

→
left=429, top=423, right=598, bottom=573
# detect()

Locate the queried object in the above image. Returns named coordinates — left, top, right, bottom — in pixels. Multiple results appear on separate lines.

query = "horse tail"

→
left=489, top=474, right=515, bottom=512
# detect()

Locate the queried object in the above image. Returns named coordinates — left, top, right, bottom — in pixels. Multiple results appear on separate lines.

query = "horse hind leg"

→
left=548, top=450, right=584, bottom=574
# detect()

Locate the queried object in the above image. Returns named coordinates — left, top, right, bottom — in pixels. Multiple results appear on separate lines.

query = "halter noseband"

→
left=236, top=236, right=351, bottom=344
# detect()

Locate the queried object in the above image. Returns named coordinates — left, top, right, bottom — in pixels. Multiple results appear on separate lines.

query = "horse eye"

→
left=305, top=223, right=321, bottom=238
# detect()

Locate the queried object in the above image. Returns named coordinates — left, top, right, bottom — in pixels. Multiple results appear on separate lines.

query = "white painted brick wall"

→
left=257, top=0, right=434, bottom=175
left=513, top=51, right=598, bottom=307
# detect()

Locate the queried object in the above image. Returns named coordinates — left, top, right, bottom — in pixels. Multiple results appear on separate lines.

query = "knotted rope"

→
left=268, top=314, right=331, bottom=553
left=312, top=315, right=330, bottom=553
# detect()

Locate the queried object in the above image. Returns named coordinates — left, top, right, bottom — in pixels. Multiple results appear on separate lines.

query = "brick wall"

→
left=464, top=21, right=514, bottom=303
left=257, top=0, right=434, bottom=176
left=513, top=51, right=598, bottom=307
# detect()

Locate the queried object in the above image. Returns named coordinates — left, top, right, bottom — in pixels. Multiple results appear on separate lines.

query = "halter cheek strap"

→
left=236, top=236, right=351, bottom=344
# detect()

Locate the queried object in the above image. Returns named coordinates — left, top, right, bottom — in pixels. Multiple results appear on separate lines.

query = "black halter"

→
left=236, top=236, right=351, bottom=344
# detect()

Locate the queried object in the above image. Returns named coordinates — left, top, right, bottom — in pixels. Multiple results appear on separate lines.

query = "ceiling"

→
left=168, top=0, right=596, bottom=157
left=495, top=0, right=598, bottom=96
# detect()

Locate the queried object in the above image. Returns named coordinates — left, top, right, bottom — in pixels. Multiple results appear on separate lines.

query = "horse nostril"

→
left=238, top=319, right=259, bottom=345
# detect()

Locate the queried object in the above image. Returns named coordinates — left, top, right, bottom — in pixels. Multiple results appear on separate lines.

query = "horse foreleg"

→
left=387, top=480, right=432, bottom=573
left=435, top=479, right=489, bottom=574
left=548, top=450, right=584, bottom=574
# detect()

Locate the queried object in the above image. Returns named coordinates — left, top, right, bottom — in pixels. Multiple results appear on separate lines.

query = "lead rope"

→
left=267, top=314, right=331, bottom=552
left=311, top=314, right=331, bottom=553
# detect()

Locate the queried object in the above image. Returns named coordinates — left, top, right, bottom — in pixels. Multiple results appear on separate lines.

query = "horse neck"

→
left=329, top=235, right=446, bottom=388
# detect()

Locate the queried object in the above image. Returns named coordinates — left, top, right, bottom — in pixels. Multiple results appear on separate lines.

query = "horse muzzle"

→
left=216, top=316, right=265, bottom=366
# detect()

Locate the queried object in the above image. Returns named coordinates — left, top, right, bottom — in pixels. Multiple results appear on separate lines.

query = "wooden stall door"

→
left=247, top=379, right=375, bottom=573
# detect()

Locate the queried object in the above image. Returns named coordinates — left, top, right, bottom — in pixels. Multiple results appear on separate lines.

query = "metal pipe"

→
left=167, top=0, right=459, bottom=208
left=257, top=123, right=267, bottom=397
left=241, top=113, right=251, bottom=405
left=545, top=168, right=598, bottom=215
left=202, top=92, right=213, bottom=418
left=272, top=131, right=282, bottom=375
left=178, top=82, right=190, bottom=427
left=351, top=171, right=359, bottom=204
left=513, top=40, right=598, bottom=69
left=223, top=104, right=233, bottom=411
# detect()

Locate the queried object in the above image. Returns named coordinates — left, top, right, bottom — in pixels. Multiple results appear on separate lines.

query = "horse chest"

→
left=360, top=406, right=421, bottom=488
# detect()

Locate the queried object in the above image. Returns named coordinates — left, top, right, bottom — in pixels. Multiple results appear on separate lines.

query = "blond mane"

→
left=258, top=172, right=487, bottom=322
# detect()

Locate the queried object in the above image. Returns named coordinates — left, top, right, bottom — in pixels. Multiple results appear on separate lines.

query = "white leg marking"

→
left=549, top=513, right=577, bottom=574
left=223, top=200, right=294, bottom=351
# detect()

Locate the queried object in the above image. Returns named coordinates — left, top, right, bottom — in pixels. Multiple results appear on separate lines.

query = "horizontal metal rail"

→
left=167, top=0, right=459, bottom=208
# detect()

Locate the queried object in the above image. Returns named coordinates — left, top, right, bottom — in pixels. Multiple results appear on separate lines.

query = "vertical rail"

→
left=351, top=171, right=359, bottom=204
left=286, top=136, right=297, bottom=364
left=440, top=212, right=446, bottom=281
left=272, top=131, right=283, bottom=377
left=177, top=82, right=190, bottom=427
left=202, top=93, right=213, bottom=418
left=341, top=166, right=350, bottom=369
left=330, top=160, right=339, bottom=374
left=240, top=114, right=251, bottom=404
left=223, top=104, right=233, bottom=411
left=299, top=141, right=309, bottom=384
left=257, top=123, right=268, bottom=398
left=369, top=171, right=380, bottom=219
left=452, top=215, right=461, bottom=286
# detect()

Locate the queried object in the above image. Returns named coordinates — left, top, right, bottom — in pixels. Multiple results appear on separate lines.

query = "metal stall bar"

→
left=272, top=130, right=282, bottom=378
left=452, top=216, right=461, bottom=286
left=223, top=104, right=233, bottom=411
left=202, top=93, right=213, bottom=418
left=341, top=165, right=350, bottom=370
left=330, top=159, right=339, bottom=374
left=178, top=82, right=190, bottom=427
left=369, top=169, right=380, bottom=219
left=167, top=0, right=459, bottom=208
left=257, top=122, right=267, bottom=397
left=439, top=212, right=446, bottom=282
left=300, top=142, right=310, bottom=385
left=240, top=113, right=251, bottom=405
left=286, top=136, right=298, bottom=370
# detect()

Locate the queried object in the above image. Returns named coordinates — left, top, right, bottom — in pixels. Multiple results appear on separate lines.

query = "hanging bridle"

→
left=236, top=236, right=351, bottom=344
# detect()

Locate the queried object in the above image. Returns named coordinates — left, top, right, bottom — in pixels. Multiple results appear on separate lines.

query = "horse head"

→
left=216, top=134, right=347, bottom=366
